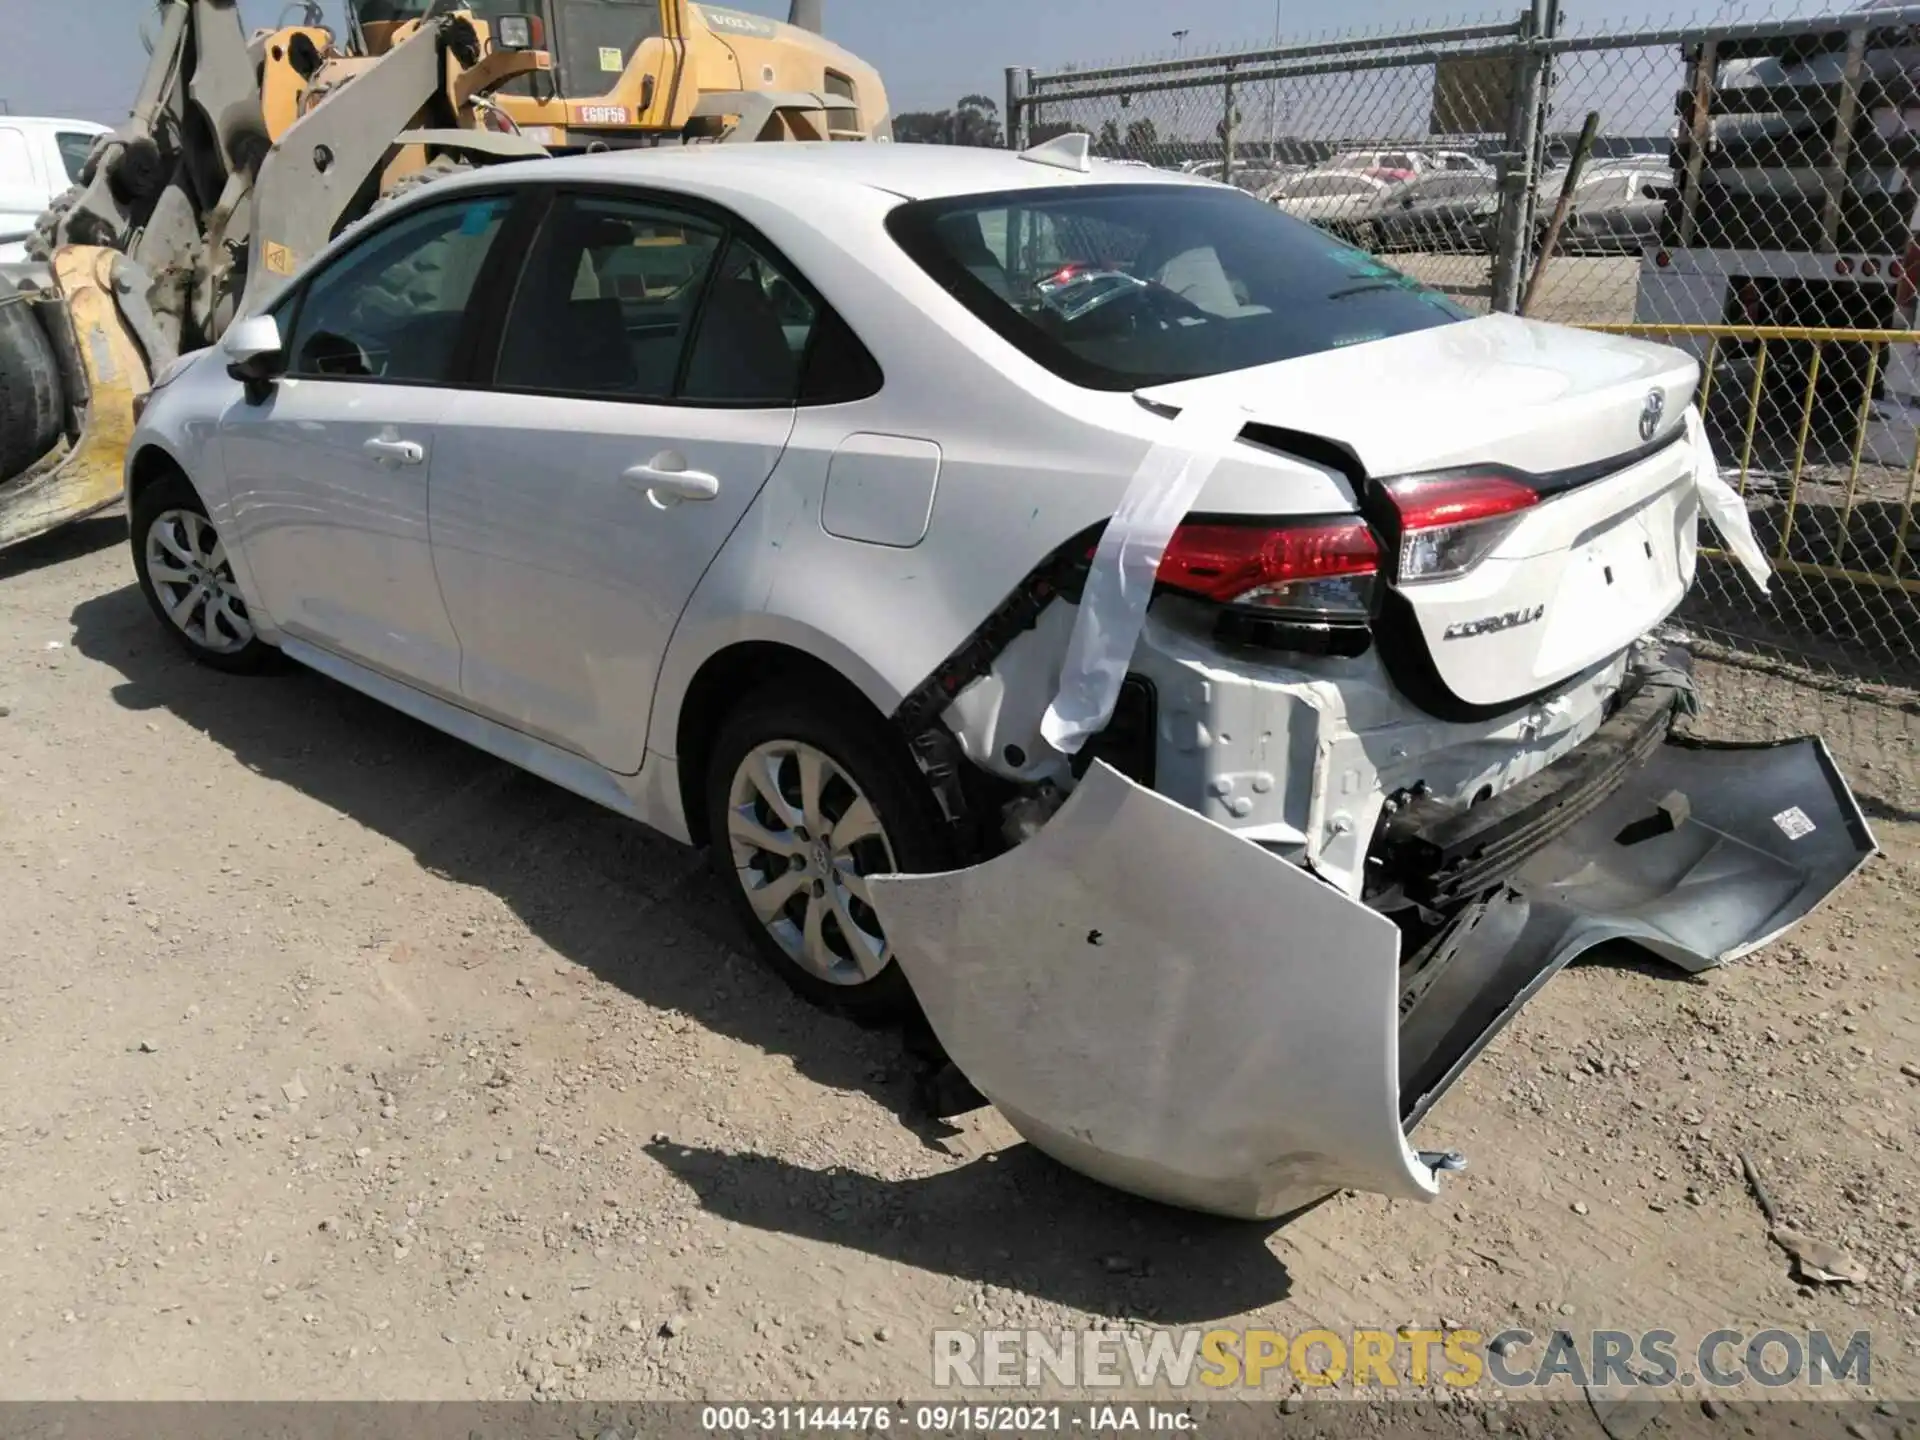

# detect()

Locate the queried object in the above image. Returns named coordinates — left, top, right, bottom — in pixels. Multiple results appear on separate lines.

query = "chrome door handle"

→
left=363, top=436, right=425, bottom=465
left=623, top=463, right=720, bottom=507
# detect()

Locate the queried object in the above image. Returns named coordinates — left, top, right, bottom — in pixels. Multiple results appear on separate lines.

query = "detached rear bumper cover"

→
left=867, top=739, right=1873, bottom=1220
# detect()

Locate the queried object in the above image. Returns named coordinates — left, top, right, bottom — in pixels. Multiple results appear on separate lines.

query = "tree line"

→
left=891, top=94, right=1164, bottom=154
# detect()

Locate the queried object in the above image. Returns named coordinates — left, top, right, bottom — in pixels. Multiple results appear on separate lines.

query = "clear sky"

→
left=0, top=0, right=1773, bottom=127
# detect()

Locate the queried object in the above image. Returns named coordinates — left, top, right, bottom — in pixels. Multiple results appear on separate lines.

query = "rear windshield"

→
left=885, top=183, right=1467, bottom=391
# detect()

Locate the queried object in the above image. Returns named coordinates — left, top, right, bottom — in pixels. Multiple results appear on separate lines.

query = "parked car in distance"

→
left=1486, top=165, right=1674, bottom=258
left=1357, top=171, right=1502, bottom=253
left=1554, top=168, right=1671, bottom=255
left=1263, top=169, right=1392, bottom=241
left=1184, top=159, right=1305, bottom=194
left=1319, top=148, right=1423, bottom=182
left=123, top=142, right=1869, bottom=1224
left=1318, top=147, right=1492, bottom=183
left=0, top=116, right=109, bottom=263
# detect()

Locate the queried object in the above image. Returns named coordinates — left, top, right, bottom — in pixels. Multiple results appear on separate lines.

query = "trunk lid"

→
left=1139, top=314, right=1705, bottom=713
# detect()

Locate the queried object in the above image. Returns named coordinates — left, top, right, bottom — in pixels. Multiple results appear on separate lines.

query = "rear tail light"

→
left=1156, top=516, right=1379, bottom=619
left=1380, top=472, right=1538, bottom=583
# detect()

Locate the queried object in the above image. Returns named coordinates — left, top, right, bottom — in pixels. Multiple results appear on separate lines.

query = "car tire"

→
left=130, top=469, right=275, bottom=674
left=705, top=686, right=955, bottom=1024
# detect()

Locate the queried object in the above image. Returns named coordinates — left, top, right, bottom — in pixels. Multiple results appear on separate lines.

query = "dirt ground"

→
left=1, top=512, right=1916, bottom=1410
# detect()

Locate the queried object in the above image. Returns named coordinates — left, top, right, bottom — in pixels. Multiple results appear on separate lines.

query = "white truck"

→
left=0, top=116, right=109, bottom=264
left=1630, top=9, right=1920, bottom=460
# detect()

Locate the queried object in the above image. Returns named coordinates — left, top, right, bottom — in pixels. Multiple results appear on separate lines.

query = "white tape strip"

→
left=1040, top=399, right=1251, bottom=756
left=1686, top=404, right=1772, bottom=592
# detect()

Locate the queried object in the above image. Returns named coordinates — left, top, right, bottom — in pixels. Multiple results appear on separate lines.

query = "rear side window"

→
left=55, top=132, right=97, bottom=184
left=680, top=235, right=816, bottom=404
left=495, top=194, right=725, bottom=400
left=283, top=193, right=511, bottom=384
left=887, top=183, right=1467, bottom=391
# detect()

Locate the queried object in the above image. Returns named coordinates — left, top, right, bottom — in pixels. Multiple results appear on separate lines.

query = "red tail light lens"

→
left=1381, top=472, right=1538, bottom=583
left=1156, top=517, right=1379, bottom=618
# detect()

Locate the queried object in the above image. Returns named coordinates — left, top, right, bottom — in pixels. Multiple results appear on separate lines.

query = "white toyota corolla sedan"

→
left=125, top=139, right=1872, bottom=1221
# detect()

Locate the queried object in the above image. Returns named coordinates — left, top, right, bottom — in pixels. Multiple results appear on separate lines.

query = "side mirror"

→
left=224, top=314, right=285, bottom=401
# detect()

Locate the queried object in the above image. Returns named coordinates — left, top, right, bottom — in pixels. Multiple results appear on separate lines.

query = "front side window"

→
left=889, top=184, right=1467, bottom=391
left=283, top=192, right=512, bottom=383
left=55, top=132, right=97, bottom=184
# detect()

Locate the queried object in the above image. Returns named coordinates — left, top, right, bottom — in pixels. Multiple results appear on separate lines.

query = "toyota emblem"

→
left=1639, top=388, right=1666, bottom=442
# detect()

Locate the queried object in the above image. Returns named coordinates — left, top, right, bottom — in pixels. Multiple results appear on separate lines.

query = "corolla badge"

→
left=1639, top=387, right=1665, bottom=442
left=1443, top=604, right=1546, bottom=640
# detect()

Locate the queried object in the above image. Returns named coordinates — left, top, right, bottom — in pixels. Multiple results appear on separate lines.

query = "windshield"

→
left=885, top=183, right=1467, bottom=391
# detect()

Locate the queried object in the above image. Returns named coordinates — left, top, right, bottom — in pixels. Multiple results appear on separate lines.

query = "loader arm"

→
left=51, top=1, right=261, bottom=260
left=235, top=16, right=547, bottom=317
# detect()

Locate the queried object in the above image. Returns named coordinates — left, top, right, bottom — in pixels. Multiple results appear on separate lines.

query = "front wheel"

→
left=131, top=470, right=274, bottom=673
left=705, top=689, right=954, bottom=1022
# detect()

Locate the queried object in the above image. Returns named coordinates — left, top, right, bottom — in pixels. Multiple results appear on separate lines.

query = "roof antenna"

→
left=787, top=0, right=822, bottom=32
left=1020, top=132, right=1091, bottom=173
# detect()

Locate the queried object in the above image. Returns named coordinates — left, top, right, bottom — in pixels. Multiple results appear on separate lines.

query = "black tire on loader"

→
left=0, top=288, right=64, bottom=483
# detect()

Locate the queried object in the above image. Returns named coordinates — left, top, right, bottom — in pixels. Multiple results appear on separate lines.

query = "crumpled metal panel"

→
left=869, top=737, right=1873, bottom=1220
left=868, top=761, right=1443, bottom=1221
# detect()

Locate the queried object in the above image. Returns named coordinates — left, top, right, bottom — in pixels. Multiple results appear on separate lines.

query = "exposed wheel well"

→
left=126, top=445, right=187, bottom=506
left=675, top=641, right=894, bottom=848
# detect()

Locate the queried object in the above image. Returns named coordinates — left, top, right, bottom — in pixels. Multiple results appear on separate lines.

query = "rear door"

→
left=428, top=188, right=812, bottom=772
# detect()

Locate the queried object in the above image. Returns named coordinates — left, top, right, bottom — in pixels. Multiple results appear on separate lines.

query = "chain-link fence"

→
left=1006, top=5, right=1920, bottom=818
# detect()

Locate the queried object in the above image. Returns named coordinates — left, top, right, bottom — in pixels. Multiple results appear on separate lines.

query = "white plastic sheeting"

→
left=1685, top=403, right=1774, bottom=592
left=1038, top=399, right=1251, bottom=756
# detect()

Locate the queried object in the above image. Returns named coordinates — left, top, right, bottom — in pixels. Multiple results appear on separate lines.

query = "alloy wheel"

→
left=145, top=508, right=254, bottom=654
left=725, top=740, right=895, bottom=986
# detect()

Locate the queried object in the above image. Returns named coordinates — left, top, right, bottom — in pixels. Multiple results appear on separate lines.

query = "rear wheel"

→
left=130, top=470, right=273, bottom=673
left=0, top=286, right=64, bottom=481
left=705, top=689, right=954, bottom=1022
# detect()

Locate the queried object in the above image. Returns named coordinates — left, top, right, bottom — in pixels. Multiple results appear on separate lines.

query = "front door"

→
left=430, top=190, right=821, bottom=772
left=219, top=191, right=514, bottom=696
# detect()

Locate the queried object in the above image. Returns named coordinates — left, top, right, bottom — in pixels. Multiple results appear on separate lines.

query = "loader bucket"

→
left=0, top=246, right=148, bottom=551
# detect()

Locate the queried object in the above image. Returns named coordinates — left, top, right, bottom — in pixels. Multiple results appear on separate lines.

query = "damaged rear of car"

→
left=857, top=178, right=1875, bottom=1220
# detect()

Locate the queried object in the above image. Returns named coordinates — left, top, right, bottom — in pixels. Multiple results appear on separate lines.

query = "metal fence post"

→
left=1005, top=66, right=1031, bottom=149
left=1490, top=2, right=1548, bottom=312
left=1222, top=67, right=1238, bottom=185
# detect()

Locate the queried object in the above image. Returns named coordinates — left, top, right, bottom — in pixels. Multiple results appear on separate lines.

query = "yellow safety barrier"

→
left=1584, top=322, right=1920, bottom=600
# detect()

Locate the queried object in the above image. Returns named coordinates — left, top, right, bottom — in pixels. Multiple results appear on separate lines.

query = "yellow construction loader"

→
left=0, top=0, right=890, bottom=552
left=361, top=0, right=891, bottom=148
